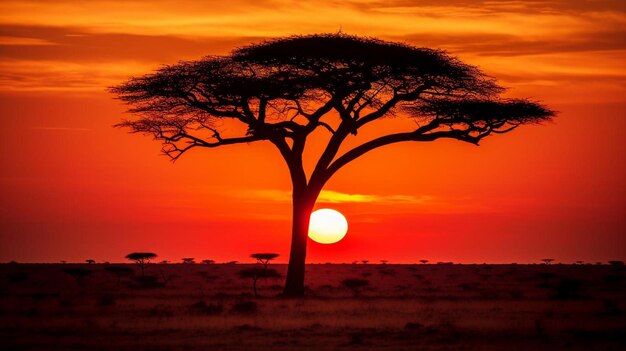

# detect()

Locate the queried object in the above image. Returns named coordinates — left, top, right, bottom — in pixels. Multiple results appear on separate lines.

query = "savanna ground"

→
left=1, top=262, right=625, bottom=350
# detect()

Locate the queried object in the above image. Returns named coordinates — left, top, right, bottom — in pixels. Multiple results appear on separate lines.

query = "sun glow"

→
left=308, top=208, right=348, bottom=244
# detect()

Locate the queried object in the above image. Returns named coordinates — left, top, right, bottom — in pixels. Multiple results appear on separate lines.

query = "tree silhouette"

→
left=420, top=260, right=429, bottom=265
left=62, top=268, right=92, bottom=286
left=125, top=252, right=157, bottom=275
left=202, top=259, right=215, bottom=264
left=542, top=258, right=554, bottom=265
left=251, top=253, right=279, bottom=268
left=105, top=266, right=134, bottom=286
left=342, top=278, right=369, bottom=296
left=181, top=257, right=196, bottom=264
left=86, top=259, right=95, bottom=264
left=238, top=267, right=282, bottom=298
left=112, top=34, right=554, bottom=297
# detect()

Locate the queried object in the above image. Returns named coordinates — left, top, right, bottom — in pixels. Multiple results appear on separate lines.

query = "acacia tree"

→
left=112, top=34, right=553, bottom=297
left=251, top=253, right=280, bottom=268
left=125, top=252, right=157, bottom=276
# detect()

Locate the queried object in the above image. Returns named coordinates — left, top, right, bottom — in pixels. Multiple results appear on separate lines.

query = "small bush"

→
left=146, top=305, right=174, bottom=318
left=62, top=268, right=92, bottom=285
left=7, top=272, right=29, bottom=283
left=189, top=301, right=223, bottom=315
left=342, top=278, right=369, bottom=296
left=404, top=322, right=423, bottom=331
left=98, top=294, right=116, bottom=307
left=554, top=279, right=582, bottom=299
left=133, top=275, right=163, bottom=288
left=231, top=300, right=258, bottom=314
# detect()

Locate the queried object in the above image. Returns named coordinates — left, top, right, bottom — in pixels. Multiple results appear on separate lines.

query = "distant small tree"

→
left=105, top=266, right=134, bottom=286
left=62, top=268, right=92, bottom=286
left=380, top=260, right=388, bottom=265
left=238, top=268, right=281, bottom=297
left=251, top=253, right=279, bottom=268
left=608, top=260, right=624, bottom=266
left=361, top=260, right=369, bottom=265
left=86, top=259, right=95, bottom=264
left=182, top=258, right=196, bottom=264
left=202, top=259, right=215, bottom=264
left=420, top=259, right=429, bottom=265
left=575, top=261, right=584, bottom=265
left=160, top=260, right=170, bottom=264
left=342, top=278, right=369, bottom=296
left=226, top=261, right=238, bottom=265
left=125, top=252, right=157, bottom=275
left=542, top=258, right=554, bottom=265
left=60, top=260, right=67, bottom=264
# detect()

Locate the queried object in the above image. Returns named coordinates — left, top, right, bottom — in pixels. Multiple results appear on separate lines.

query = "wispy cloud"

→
left=318, top=190, right=433, bottom=204
left=32, top=127, right=91, bottom=131
left=240, top=189, right=434, bottom=205
left=0, top=0, right=624, bottom=100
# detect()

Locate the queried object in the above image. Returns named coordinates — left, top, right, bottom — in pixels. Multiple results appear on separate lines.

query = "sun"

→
left=308, top=208, right=348, bottom=244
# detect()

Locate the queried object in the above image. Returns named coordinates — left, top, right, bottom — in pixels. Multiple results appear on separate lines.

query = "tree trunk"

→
left=282, top=191, right=315, bottom=297
left=252, top=277, right=258, bottom=298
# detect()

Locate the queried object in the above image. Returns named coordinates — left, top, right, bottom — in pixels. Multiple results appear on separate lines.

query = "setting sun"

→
left=308, top=209, right=348, bottom=244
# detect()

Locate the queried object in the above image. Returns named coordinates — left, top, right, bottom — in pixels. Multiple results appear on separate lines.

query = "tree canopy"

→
left=112, top=33, right=552, bottom=169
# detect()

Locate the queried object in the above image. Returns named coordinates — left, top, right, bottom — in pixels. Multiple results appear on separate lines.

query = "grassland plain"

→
left=1, top=263, right=625, bottom=350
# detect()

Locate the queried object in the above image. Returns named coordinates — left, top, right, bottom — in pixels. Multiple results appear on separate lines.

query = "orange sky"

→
left=0, top=0, right=625, bottom=264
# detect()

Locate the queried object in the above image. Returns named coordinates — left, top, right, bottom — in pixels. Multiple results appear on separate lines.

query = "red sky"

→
left=1, top=0, right=625, bottom=264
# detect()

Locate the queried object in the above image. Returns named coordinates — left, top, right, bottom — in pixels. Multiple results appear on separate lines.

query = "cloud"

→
left=0, top=24, right=257, bottom=62
left=241, top=189, right=434, bottom=205
left=398, top=30, right=626, bottom=57
left=318, top=190, right=433, bottom=204
left=32, top=127, right=91, bottom=131
left=0, top=0, right=624, bottom=95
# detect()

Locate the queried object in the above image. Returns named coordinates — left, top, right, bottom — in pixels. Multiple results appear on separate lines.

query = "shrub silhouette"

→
left=342, top=278, right=369, bottom=296
left=125, top=252, right=157, bottom=275
left=541, top=258, right=554, bottom=265
left=420, top=259, right=429, bottom=264
left=62, top=268, right=92, bottom=286
left=181, top=258, right=196, bottom=264
left=7, top=271, right=29, bottom=283
left=202, top=259, right=215, bottom=264
left=86, top=259, right=95, bottom=264
left=554, top=279, right=583, bottom=300
left=231, top=300, right=258, bottom=314
left=105, top=266, right=134, bottom=286
left=238, top=268, right=281, bottom=297
left=251, top=253, right=279, bottom=268
left=133, top=275, right=163, bottom=288
left=189, top=301, right=223, bottom=315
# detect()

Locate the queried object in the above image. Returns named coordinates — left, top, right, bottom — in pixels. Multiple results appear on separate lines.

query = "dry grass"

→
left=1, top=263, right=624, bottom=350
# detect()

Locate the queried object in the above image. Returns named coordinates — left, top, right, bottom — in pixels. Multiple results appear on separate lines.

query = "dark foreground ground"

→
left=1, top=263, right=625, bottom=351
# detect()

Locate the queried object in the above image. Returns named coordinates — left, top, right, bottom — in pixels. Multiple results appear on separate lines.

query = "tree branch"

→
left=323, top=121, right=490, bottom=181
